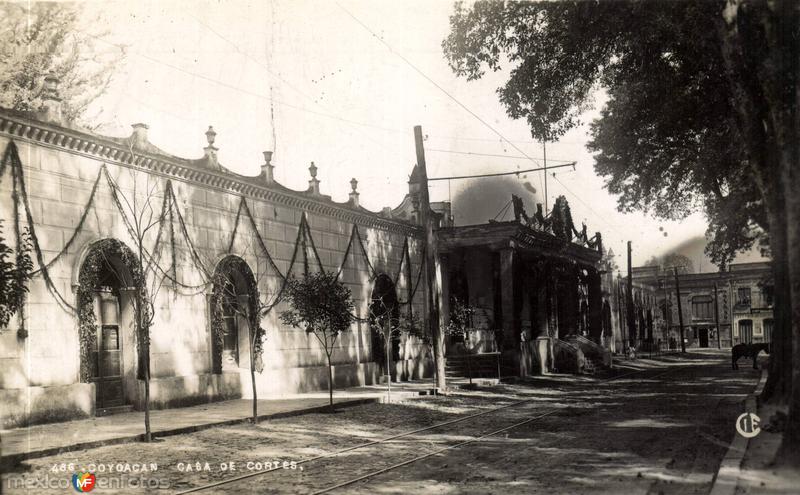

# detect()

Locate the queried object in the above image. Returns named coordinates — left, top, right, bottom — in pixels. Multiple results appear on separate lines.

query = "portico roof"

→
left=437, top=221, right=603, bottom=266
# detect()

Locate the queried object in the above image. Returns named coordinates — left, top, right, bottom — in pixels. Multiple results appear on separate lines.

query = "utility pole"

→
left=543, top=140, right=548, bottom=216
left=616, top=274, right=625, bottom=352
left=626, top=241, right=635, bottom=346
left=661, top=273, right=670, bottom=350
left=714, top=281, right=721, bottom=349
left=674, top=267, right=686, bottom=353
left=414, top=125, right=445, bottom=390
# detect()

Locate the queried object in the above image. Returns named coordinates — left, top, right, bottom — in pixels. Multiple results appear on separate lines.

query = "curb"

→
left=0, top=397, right=377, bottom=469
left=708, top=367, right=769, bottom=495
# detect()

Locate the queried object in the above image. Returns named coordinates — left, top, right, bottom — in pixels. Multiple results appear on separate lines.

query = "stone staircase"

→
left=564, top=335, right=612, bottom=374
left=444, top=352, right=501, bottom=380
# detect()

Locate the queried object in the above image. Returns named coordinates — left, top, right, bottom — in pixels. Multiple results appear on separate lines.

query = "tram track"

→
left=176, top=362, right=688, bottom=494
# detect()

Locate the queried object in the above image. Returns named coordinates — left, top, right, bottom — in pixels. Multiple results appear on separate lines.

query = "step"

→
left=96, top=405, right=134, bottom=417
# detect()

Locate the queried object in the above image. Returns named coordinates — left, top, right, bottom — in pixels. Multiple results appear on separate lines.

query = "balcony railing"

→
left=734, top=294, right=773, bottom=311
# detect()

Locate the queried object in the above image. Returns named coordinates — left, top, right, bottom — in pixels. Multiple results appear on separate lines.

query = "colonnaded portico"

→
left=0, top=87, right=609, bottom=428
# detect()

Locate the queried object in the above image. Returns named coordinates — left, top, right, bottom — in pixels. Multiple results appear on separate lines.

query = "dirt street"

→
left=2, top=349, right=761, bottom=494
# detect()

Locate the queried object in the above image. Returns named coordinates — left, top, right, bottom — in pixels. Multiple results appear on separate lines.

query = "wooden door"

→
left=93, top=325, right=124, bottom=408
left=699, top=328, right=709, bottom=348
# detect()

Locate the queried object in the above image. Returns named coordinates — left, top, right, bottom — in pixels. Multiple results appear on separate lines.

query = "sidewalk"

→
left=0, top=380, right=437, bottom=466
left=733, top=402, right=800, bottom=494
left=709, top=359, right=800, bottom=495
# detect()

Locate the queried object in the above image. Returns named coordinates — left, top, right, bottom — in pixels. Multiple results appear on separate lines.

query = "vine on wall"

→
left=76, top=238, right=142, bottom=382
left=210, top=256, right=262, bottom=374
left=0, top=220, right=32, bottom=331
left=2, top=139, right=425, bottom=368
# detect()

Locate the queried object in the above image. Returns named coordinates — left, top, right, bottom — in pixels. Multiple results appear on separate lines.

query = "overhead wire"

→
left=426, top=147, right=575, bottom=162
left=334, top=2, right=626, bottom=247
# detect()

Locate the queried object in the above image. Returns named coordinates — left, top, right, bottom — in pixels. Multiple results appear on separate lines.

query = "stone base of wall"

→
left=245, top=358, right=434, bottom=397
left=1, top=383, right=95, bottom=429
left=396, top=356, right=433, bottom=381
left=138, top=372, right=243, bottom=410
left=246, top=362, right=379, bottom=397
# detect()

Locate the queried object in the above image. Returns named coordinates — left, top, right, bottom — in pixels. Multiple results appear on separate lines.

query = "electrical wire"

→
left=426, top=148, right=574, bottom=162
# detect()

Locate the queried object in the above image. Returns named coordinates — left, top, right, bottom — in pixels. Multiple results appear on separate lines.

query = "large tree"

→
left=0, top=2, right=124, bottom=126
left=444, top=0, right=798, bottom=462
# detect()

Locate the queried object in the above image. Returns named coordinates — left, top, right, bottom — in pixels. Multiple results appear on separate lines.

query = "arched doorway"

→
left=369, top=274, right=400, bottom=376
left=210, top=256, right=259, bottom=374
left=77, top=239, right=142, bottom=410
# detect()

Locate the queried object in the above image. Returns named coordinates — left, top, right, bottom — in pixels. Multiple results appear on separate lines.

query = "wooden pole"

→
left=414, top=125, right=445, bottom=390
left=616, top=274, right=625, bottom=352
left=674, top=267, right=686, bottom=353
left=543, top=140, right=548, bottom=216
left=626, top=241, right=635, bottom=347
left=714, top=281, right=722, bottom=349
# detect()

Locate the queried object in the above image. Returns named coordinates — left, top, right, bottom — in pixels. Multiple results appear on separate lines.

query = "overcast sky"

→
left=82, top=0, right=761, bottom=270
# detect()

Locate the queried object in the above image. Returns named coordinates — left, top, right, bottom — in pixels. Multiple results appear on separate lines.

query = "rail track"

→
left=176, top=363, right=689, bottom=494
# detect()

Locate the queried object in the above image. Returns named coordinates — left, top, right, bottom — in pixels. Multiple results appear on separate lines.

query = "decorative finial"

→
left=308, top=161, right=320, bottom=195
left=39, top=72, right=63, bottom=124
left=205, top=126, right=217, bottom=146
left=203, top=126, right=219, bottom=168
left=349, top=178, right=360, bottom=207
left=262, top=151, right=275, bottom=185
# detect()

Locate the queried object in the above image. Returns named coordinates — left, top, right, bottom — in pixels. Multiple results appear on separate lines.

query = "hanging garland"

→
left=2, top=139, right=427, bottom=350
left=227, top=198, right=244, bottom=255
left=7, top=142, right=75, bottom=312
left=30, top=164, right=105, bottom=276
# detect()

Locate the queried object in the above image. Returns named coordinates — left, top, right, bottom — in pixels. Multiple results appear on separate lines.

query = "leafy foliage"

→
left=0, top=221, right=33, bottom=329
left=280, top=271, right=355, bottom=406
left=76, top=238, right=143, bottom=382
left=445, top=297, right=475, bottom=341
left=280, top=271, right=355, bottom=351
left=210, top=256, right=263, bottom=374
left=443, top=0, right=762, bottom=268
left=0, top=2, right=124, bottom=126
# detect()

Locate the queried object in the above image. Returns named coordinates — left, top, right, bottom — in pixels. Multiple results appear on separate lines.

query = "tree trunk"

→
left=385, top=322, right=392, bottom=402
left=716, top=1, right=796, bottom=430
left=762, top=210, right=792, bottom=403
left=326, top=353, right=334, bottom=408
left=135, top=300, right=152, bottom=443
left=250, top=332, right=258, bottom=424
left=143, top=366, right=151, bottom=442
left=779, top=106, right=800, bottom=464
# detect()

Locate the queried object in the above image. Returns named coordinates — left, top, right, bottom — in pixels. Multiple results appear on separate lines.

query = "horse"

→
left=731, top=343, right=770, bottom=370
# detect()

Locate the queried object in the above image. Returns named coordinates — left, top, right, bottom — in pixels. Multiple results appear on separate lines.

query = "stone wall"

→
left=0, top=114, right=430, bottom=425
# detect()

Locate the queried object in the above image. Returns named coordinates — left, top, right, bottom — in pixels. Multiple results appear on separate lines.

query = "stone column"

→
left=547, top=264, right=559, bottom=339
left=436, top=253, right=451, bottom=350
left=588, top=268, right=603, bottom=343
left=499, top=248, right=516, bottom=349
